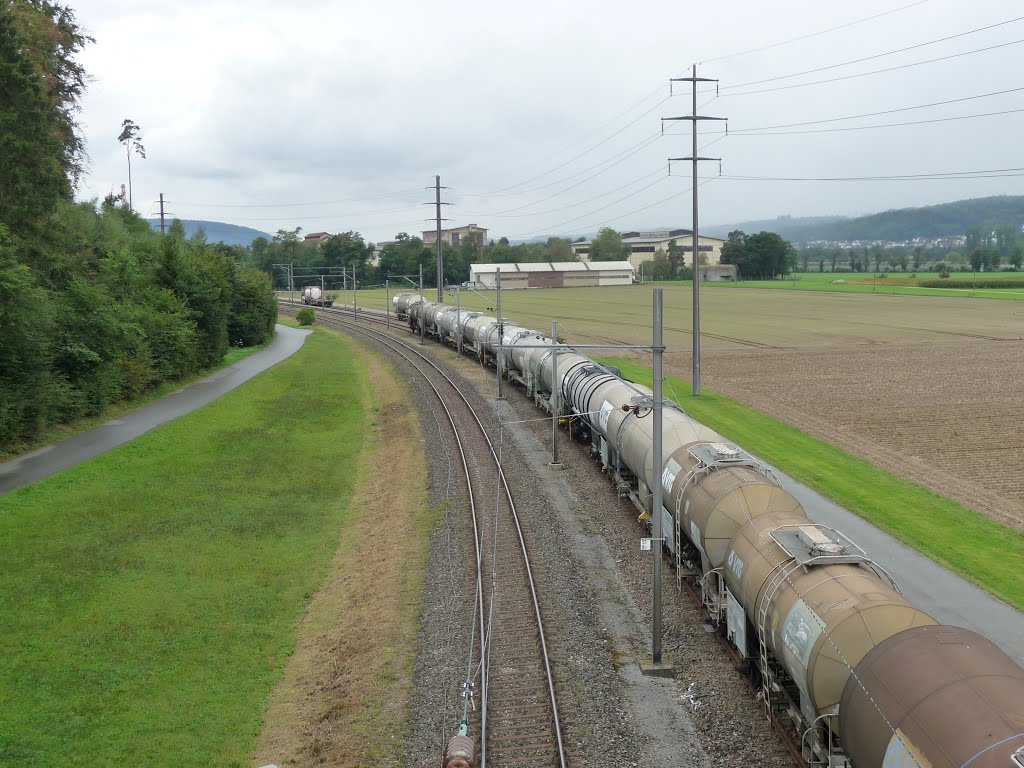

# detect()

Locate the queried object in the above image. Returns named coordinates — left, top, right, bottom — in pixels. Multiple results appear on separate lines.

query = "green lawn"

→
left=0, top=329, right=369, bottom=767
left=598, top=357, right=1024, bottom=613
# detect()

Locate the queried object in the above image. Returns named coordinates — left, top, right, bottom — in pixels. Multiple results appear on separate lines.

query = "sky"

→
left=72, top=0, right=1024, bottom=243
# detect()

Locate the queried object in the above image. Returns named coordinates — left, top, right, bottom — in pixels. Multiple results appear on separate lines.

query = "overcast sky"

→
left=73, top=0, right=1023, bottom=242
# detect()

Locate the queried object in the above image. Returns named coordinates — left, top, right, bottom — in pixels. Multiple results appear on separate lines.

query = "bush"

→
left=228, top=268, right=277, bottom=346
left=939, top=272, right=950, bottom=279
left=296, top=307, right=315, bottom=326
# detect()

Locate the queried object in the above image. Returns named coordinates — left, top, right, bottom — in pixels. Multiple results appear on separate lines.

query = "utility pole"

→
left=665, top=65, right=726, bottom=396
left=423, top=175, right=452, bottom=303
left=549, top=320, right=561, bottom=469
left=352, top=263, right=357, bottom=321
left=158, top=193, right=166, bottom=234
left=495, top=268, right=504, bottom=399
left=456, top=285, right=462, bottom=354
left=419, top=263, right=425, bottom=345
left=386, top=280, right=390, bottom=329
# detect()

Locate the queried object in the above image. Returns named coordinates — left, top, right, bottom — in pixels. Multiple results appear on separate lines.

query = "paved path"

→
left=0, top=325, right=311, bottom=496
left=768, top=462, right=1024, bottom=665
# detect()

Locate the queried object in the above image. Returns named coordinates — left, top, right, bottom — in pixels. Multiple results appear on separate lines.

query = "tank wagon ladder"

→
left=756, top=558, right=802, bottom=719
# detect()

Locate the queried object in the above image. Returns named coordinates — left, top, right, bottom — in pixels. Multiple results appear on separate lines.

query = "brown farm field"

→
left=361, top=284, right=1024, bottom=528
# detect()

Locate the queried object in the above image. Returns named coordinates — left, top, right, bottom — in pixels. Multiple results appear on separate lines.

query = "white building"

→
left=571, top=228, right=725, bottom=269
left=469, top=261, right=633, bottom=289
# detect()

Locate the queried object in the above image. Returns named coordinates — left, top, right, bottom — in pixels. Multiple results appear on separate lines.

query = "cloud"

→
left=72, top=0, right=1024, bottom=241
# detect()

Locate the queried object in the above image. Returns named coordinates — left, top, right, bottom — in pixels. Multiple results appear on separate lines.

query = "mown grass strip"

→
left=597, top=357, right=1024, bottom=612
left=0, top=329, right=368, bottom=767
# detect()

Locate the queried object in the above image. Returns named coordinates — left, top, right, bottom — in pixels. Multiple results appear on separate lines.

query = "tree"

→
left=895, top=253, right=908, bottom=272
left=720, top=230, right=748, bottom=275
left=589, top=227, right=631, bottom=261
left=666, top=239, right=686, bottom=277
left=0, top=2, right=91, bottom=236
left=640, top=254, right=674, bottom=281
left=969, top=248, right=984, bottom=273
left=117, top=119, right=146, bottom=210
left=1011, top=245, right=1023, bottom=271
left=544, top=236, right=574, bottom=262
left=912, top=246, right=923, bottom=271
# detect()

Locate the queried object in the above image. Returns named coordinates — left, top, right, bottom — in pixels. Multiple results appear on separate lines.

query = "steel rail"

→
left=282, top=301, right=567, bottom=768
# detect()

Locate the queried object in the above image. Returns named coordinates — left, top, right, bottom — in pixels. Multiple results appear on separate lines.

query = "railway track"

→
left=281, top=302, right=569, bottom=768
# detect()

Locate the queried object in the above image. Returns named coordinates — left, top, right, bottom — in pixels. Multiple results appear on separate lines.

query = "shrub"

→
left=939, top=272, right=950, bottom=279
left=296, top=307, right=315, bottom=326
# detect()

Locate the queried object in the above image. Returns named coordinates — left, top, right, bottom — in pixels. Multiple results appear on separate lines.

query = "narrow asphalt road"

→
left=0, top=324, right=311, bottom=496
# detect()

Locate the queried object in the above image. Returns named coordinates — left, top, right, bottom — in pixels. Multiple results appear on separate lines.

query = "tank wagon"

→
left=392, top=292, right=1024, bottom=768
left=301, top=286, right=333, bottom=307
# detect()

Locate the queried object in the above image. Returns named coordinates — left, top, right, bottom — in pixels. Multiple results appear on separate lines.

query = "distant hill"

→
left=146, top=219, right=273, bottom=246
left=704, top=196, right=1024, bottom=243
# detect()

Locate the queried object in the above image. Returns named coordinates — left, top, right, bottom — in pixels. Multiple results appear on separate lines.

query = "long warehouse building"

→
left=469, top=261, right=633, bottom=289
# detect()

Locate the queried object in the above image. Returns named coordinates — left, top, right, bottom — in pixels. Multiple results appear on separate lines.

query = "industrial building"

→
left=468, top=261, right=633, bottom=289
left=571, top=228, right=725, bottom=270
left=423, top=224, right=488, bottom=246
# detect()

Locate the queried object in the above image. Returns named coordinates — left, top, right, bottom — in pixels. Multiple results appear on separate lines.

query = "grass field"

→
left=0, top=329, right=371, bottom=766
left=601, top=358, right=1024, bottom=613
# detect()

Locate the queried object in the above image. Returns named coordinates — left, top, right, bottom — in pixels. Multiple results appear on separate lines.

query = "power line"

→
left=167, top=204, right=424, bottom=222
left=473, top=167, right=666, bottom=219
left=480, top=95, right=670, bottom=195
left=719, top=14, right=1024, bottom=92
left=508, top=174, right=670, bottom=238
left=727, top=85, right=1024, bottom=132
left=717, top=165, right=1024, bottom=181
left=492, top=83, right=666, bottom=185
left=700, top=0, right=933, bottom=64
left=719, top=37, right=1024, bottom=99
left=731, top=105, right=1024, bottom=135
left=170, top=189, right=423, bottom=208
left=479, top=133, right=664, bottom=215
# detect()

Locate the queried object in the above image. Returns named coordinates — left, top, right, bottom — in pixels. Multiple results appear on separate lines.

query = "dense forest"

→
left=0, top=2, right=276, bottom=452
left=706, top=196, right=1024, bottom=244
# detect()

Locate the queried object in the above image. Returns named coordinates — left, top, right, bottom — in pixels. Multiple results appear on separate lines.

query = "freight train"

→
left=392, top=291, right=1024, bottom=768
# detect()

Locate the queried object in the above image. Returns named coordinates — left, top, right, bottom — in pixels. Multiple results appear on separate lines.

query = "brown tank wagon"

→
left=840, top=625, right=1024, bottom=768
